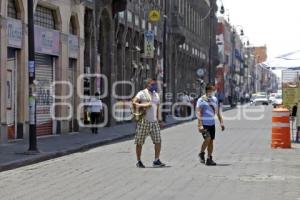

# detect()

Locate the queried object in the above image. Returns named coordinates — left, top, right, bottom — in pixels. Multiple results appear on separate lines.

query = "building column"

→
left=17, top=17, right=29, bottom=140
left=98, top=9, right=115, bottom=127
left=76, top=37, right=85, bottom=131
left=58, top=33, right=69, bottom=134
left=0, top=16, right=8, bottom=143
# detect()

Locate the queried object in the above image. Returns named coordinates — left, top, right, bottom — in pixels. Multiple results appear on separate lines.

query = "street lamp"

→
left=162, top=0, right=167, bottom=122
left=219, top=0, right=225, bottom=14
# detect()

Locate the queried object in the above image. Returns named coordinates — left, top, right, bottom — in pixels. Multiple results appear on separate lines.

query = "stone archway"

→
left=14, top=0, right=25, bottom=19
left=34, top=2, right=62, bottom=31
left=69, top=14, right=80, bottom=36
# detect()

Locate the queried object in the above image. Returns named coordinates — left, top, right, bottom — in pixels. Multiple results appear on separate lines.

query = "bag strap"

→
left=142, top=89, right=151, bottom=102
left=201, top=95, right=216, bottom=114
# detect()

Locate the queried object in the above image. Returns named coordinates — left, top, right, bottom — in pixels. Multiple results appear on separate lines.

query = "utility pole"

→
left=162, top=0, right=167, bottom=122
left=230, top=30, right=235, bottom=107
left=208, top=0, right=213, bottom=84
left=28, top=0, right=38, bottom=152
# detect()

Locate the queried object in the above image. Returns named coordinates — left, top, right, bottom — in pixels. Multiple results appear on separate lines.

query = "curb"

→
left=0, top=118, right=191, bottom=172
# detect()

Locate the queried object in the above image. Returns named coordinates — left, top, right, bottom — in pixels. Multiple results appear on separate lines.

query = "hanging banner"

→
left=282, top=83, right=299, bottom=109
left=215, top=64, right=225, bottom=102
left=282, top=70, right=300, bottom=109
left=144, top=31, right=154, bottom=58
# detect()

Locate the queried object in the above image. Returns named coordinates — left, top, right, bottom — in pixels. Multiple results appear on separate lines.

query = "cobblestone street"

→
left=1, top=106, right=300, bottom=200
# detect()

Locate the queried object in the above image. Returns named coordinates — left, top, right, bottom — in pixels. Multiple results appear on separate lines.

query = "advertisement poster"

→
left=282, top=83, right=299, bottom=109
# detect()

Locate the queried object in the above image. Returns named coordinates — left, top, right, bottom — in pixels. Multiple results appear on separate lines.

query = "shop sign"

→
left=35, top=25, right=60, bottom=56
left=7, top=18, right=22, bottom=48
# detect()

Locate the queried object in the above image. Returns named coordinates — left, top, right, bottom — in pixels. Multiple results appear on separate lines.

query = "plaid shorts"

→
left=135, top=120, right=161, bottom=145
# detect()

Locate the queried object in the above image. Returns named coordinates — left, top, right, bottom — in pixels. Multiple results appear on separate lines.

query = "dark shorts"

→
left=202, top=125, right=216, bottom=140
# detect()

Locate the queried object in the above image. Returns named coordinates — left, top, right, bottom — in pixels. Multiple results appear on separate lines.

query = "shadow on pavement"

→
left=216, top=163, right=232, bottom=167
left=144, top=166, right=172, bottom=169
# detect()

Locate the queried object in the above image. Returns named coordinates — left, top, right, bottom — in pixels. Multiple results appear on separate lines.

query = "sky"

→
left=217, top=0, right=300, bottom=66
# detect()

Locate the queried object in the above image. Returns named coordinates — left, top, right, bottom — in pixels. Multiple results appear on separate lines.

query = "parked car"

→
left=250, top=93, right=257, bottom=104
left=272, top=94, right=282, bottom=108
left=252, top=94, right=269, bottom=106
left=269, top=93, right=277, bottom=103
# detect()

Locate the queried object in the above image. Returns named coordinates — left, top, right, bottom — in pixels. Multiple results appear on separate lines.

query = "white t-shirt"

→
left=135, top=89, right=160, bottom=122
left=89, top=97, right=103, bottom=113
left=181, top=95, right=190, bottom=103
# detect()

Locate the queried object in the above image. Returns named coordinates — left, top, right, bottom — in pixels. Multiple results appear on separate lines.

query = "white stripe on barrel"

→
left=272, top=122, right=290, bottom=128
left=272, top=112, right=290, bottom=117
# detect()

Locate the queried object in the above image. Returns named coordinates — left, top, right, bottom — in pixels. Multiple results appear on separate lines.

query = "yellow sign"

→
left=148, top=10, right=161, bottom=22
left=283, top=83, right=300, bottom=109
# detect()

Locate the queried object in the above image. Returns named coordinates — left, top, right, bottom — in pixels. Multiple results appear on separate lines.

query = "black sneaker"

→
left=136, top=161, right=145, bottom=168
left=199, top=152, right=205, bottom=164
left=206, top=157, right=217, bottom=166
left=153, top=159, right=166, bottom=167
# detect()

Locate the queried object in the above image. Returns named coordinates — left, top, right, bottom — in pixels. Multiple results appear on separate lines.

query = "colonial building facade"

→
left=166, top=0, right=219, bottom=102
left=0, top=0, right=222, bottom=143
left=0, top=0, right=85, bottom=143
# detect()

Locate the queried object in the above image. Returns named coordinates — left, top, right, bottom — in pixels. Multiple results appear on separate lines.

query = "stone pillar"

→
left=59, top=33, right=70, bottom=134
left=17, top=17, right=29, bottom=140
left=0, top=16, right=8, bottom=143
left=76, top=37, right=85, bottom=131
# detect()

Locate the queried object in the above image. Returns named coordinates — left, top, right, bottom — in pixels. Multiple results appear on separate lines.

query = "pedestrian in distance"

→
left=132, top=79, right=165, bottom=168
left=197, top=84, right=225, bottom=166
left=89, top=92, right=103, bottom=134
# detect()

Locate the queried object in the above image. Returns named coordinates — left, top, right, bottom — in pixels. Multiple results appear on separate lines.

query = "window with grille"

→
left=8, top=0, right=18, bottom=19
left=35, top=5, right=56, bottom=29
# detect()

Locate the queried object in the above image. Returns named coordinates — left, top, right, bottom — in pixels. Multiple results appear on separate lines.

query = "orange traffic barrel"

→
left=271, top=108, right=291, bottom=148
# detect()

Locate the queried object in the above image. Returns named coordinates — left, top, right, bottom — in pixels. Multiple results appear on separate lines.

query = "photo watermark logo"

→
left=48, top=73, right=268, bottom=128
